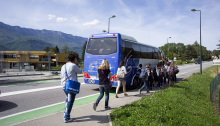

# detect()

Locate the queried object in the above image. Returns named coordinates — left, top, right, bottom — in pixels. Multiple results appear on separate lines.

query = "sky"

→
left=0, top=0, right=219, bottom=51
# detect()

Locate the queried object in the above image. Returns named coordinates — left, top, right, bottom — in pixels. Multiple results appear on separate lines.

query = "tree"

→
left=81, top=41, right=87, bottom=61
left=68, top=50, right=80, bottom=60
left=213, top=50, right=220, bottom=57
left=61, top=45, right=69, bottom=54
left=185, top=45, right=197, bottom=60
left=176, top=43, right=186, bottom=58
left=49, top=47, right=54, bottom=52
left=54, top=45, right=60, bottom=54
left=44, top=46, right=50, bottom=52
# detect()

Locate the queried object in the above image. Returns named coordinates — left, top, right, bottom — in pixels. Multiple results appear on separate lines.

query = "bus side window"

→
left=147, top=47, right=153, bottom=59
left=141, top=46, right=148, bottom=59
left=153, top=48, right=158, bottom=59
left=132, top=43, right=141, bottom=58
left=125, top=41, right=133, bottom=57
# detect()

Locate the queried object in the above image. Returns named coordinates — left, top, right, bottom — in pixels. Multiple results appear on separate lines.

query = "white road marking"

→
left=0, top=83, right=85, bottom=97
left=0, top=93, right=99, bottom=120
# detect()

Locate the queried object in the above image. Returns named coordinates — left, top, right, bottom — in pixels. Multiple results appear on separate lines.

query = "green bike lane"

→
left=0, top=92, right=115, bottom=126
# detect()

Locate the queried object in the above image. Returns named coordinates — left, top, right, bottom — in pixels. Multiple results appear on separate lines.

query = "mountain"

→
left=0, top=22, right=87, bottom=56
left=3, top=37, right=54, bottom=51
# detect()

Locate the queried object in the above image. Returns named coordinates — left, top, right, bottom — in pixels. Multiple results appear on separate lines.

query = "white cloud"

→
left=83, top=19, right=100, bottom=27
left=48, top=14, right=56, bottom=20
left=56, top=17, right=67, bottom=23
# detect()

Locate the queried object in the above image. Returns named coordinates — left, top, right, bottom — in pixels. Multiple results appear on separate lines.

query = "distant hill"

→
left=0, top=22, right=87, bottom=56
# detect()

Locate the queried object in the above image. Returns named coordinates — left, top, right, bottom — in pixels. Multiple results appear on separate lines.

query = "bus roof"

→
left=89, top=33, right=158, bottom=49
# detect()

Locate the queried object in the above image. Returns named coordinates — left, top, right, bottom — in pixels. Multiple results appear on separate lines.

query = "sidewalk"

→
left=15, top=89, right=156, bottom=126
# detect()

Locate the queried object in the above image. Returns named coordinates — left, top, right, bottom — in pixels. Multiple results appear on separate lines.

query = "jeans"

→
left=96, top=84, right=109, bottom=107
left=158, top=76, right=163, bottom=87
left=140, top=79, right=149, bottom=92
left=148, top=77, right=153, bottom=89
left=163, top=77, right=166, bottom=84
left=64, top=91, right=76, bottom=120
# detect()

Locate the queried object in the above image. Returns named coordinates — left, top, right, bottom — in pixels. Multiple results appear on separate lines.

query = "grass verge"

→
left=110, top=66, right=220, bottom=126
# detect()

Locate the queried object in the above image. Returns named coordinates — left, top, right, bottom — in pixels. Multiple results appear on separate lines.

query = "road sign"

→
left=213, top=59, right=220, bottom=65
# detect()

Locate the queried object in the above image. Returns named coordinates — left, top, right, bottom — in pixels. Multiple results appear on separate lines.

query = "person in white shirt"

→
left=60, top=54, right=82, bottom=123
left=115, top=61, right=127, bottom=98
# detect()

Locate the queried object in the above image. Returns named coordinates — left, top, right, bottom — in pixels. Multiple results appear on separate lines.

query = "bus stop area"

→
left=0, top=71, right=161, bottom=126
left=15, top=88, right=157, bottom=126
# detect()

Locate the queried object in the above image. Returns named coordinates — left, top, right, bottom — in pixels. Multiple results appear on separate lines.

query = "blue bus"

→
left=84, top=33, right=160, bottom=88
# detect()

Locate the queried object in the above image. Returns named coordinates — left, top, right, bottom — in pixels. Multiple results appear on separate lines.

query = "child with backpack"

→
left=156, top=62, right=163, bottom=88
left=136, top=64, right=142, bottom=88
left=147, top=64, right=153, bottom=90
left=138, top=64, right=150, bottom=94
left=115, top=61, right=127, bottom=98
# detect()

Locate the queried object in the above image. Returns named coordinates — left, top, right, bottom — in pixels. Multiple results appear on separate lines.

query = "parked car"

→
left=195, top=60, right=200, bottom=64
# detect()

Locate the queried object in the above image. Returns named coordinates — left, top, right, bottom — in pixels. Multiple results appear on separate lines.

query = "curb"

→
left=107, top=112, right=112, bottom=126
left=0, top=74, right=44, bottom=78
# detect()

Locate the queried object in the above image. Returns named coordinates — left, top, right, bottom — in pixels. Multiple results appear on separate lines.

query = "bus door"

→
left=123, top=41, right=133, bottom=86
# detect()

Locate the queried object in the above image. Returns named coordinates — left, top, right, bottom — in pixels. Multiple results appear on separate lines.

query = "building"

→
left=0, top=51, right=68, bottom=72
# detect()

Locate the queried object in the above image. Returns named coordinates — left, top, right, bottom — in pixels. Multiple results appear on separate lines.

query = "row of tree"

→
left=44, top=42, right=87, bottom=62
left=44, top=41, right=218, bottom=63
left=159, top=41, right=212, bottom=61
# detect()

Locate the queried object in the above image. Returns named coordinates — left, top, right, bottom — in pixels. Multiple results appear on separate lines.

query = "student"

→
left=147, top=63, right=153, bottom=90
left=136, top=64, right=142, bottom=77
left=115, top=61, right=127, bottom=98
left=137, top=64, right=142, bottom=87
left=170, top=61, right=177, bottom=83
left=60, top=54, right=82, bottom=123
left=139, top=64, right=150, bottom=94
left=163, top=62, right=167, bottom=85
left=166, top=62, right=171, bottom=86
left=93, top=59, right=111, bottom=111
left=156, top=62, right=163, bottom=88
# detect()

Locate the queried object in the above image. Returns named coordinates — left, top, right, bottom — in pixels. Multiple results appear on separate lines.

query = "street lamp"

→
left=167, top=37, right=171, bottom=60
left=191, top=9, right=202, bottom=74
left=108, top=15, right=116, bottom=33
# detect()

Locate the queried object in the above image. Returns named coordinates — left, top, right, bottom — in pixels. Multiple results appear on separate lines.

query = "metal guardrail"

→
left=210, top=73, right=220, bottom=111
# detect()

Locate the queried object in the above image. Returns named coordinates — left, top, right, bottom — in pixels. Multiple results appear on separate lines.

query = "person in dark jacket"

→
left=93, top=59, right=111, bottom=111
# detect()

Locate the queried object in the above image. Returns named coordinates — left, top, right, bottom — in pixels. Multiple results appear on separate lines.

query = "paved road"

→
left=0, top=77, right=101, bottom=118
left=0, top=61, right=213, bottom=125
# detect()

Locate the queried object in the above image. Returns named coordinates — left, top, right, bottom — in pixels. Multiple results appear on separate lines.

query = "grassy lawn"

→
left=110, top=66, right=220, bottom=126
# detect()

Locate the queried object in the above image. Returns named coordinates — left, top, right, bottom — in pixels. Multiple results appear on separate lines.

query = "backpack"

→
left=139, top=68, right=146, bottom=79
left=117, top=68, right=125, bottom=79
left=174, top=68, right=179, bottom=74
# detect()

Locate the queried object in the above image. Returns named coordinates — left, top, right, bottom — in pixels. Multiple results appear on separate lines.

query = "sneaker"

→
left=64, top=118, right=73, bottom=123
left=139, top=90, right=141, bottom=94
left=147, top=90, right=150, bottom=93
left=115, top=95, right=119, bottom=98
left=93, top=103, right=97, bottom=111
left=105, top=106, right=111, bottom=110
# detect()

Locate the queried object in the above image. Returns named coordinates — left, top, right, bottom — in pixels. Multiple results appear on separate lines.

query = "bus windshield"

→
left=86, top=37, right=117, bottom=55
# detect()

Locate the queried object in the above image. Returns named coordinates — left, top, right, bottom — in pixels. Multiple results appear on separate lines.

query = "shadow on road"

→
left=0, top=100, right=18, bottom=112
